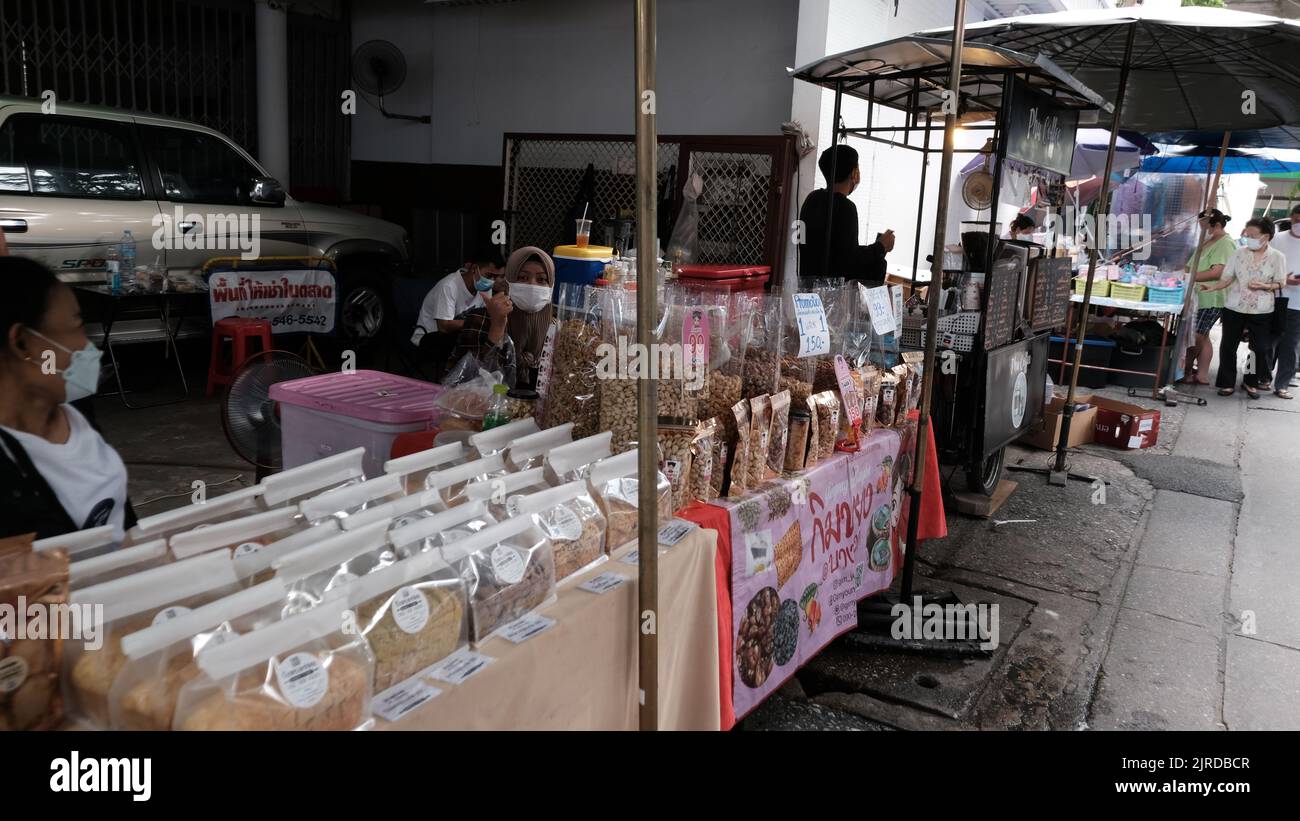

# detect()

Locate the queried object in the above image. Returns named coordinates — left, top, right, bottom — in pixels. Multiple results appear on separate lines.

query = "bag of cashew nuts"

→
left=383, top=441, right=472, bottom=496
left=439, top=515, right=557, bottom=644
left=68, top=538, right=169, bottom=590
left=64, top=550, right=242, bottom=728
left=108, top=579, right=287, bottom=730
left=740, top=292, right=784, bottom=399
left=272, top=519, right=397, bottom=616
left=659, top=421, right=697, bottom=513
left=463, top=467, right=550, bottom=521
left=506, top=422, right=575, bottom=472
left=586, top=448, right=673, bottom=551
left=174, top=597, right=375, bottom=731
left=544, top=431, right=613, bottom=485
left=595, top=282, right=642, bottom=452
left=513, top=480, right=608, bottom=582
left=539, top=282, right=604, bottom=439
left=389, top=500, right=498, bottom=560
left=1, top=539, right=68, bottom=730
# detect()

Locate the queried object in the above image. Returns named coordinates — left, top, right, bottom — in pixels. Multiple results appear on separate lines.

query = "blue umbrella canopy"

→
left=1140, top=150, right=1300, bottom=175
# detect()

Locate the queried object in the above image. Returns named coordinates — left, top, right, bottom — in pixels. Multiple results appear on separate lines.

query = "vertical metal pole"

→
left=902, top=0, right=968, bottom=600
left=910, top=111, right=933, bottom=286
left=634, top=0, right=659, bottom=733
left=1180, top=131, right=1231, bottom=383
left=1054, top=24, right=1137, bottom=473
left=820, top=82, right=844, bottom=277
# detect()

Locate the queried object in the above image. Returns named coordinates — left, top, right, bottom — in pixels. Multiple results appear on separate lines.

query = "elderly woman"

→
left=444, top=246, right=555, bottom=389
left=1201, top=217, right=1290, bottom=400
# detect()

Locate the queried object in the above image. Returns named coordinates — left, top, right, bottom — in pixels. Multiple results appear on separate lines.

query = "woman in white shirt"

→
left=0, top=257, right=133, bottom=540
left=1201, top=217, right=1290, bottom=400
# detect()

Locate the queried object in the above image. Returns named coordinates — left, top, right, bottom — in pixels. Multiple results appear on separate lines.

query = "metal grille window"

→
left=690, top=150, right=773, bottom=265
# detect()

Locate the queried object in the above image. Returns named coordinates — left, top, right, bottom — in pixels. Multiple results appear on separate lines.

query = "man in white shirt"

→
left=1271, top=205, right=1300, bottom=397
left=411, top=247, right=505, bottom=345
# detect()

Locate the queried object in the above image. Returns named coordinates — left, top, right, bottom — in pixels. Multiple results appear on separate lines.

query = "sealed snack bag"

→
left=690, top=417, right=721, bottom=502
left=727, top=399, right=752, bottom=498
left=439, top=515, right=557, bottom=644
left=425, top=453, right=508, bottom=508
left=125, top=485, right=263, bottom=546
left=69, top=539, right=168, bottom=590
left=175, top=598, right=374, bottom=731
left=298, top=474, right=407, bottom=525
left=813, top=391, right=841, bottom=455
left=804, top=394, right=821, bottom=468
left=539, top=283, right=604, bottom=439
left=586, top=449, right=673, bottom=551
left=383, top=441, right=470, bottom=495
left=766, top=390, right=792, bottom=480
left=273, top=520, right=396, bottom=615
left=659, top=421, right=696, bottom=512
left=463, top=468, right=550, bottom=521
left=169, top=507, right=302, bottom=561
left=544, top=431, right=613, bottom=485
left=34, top=524, right=119, bottom=560
left=233, top=520, right=341, bottom=585
left=389, top=501, right=498, bottom=559
left=747, top=395, right=773, bottom=489
left=0, top=543, right=69, bottom=730
left=506, top=423, right=575, bottom=472
left=258, top=448, right=366, bottom=509
left=513, top=480, right=608, bottom=582
left=468, top=417, right=540, bottom=458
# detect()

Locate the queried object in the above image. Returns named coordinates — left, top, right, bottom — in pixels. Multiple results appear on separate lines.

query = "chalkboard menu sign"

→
left=983, top=256, right=1020, bottom=351
left=1006, top=78, right=1079, bottom=177
left=1029, top=257, right=1074, bottom=332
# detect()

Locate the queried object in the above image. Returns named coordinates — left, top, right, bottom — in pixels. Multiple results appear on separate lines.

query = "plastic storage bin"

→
left=1073, top=277, right=1110, bottom=298
left=270, top=370, right=444, bottom=477
left=553, top=244, right=615, bottom=292
left=1049, top=335, right=1116, bottom=389
left=1109, top=282, right=1147, bottom=302
left=1144, top=284, right=1185, bottom=305
left=676, top=264, right=771, bottom=294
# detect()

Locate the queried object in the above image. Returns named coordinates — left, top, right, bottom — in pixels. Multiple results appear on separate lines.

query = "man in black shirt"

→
left=799, top=145, right=894, bottom=284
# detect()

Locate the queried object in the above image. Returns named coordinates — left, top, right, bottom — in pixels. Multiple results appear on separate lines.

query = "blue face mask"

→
left=474, top=277, right=495, bottom=292
left=28, top=329, right=102, bottom=402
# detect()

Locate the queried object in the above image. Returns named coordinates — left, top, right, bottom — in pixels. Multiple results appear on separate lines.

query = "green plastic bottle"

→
left=482, top=383, right=511, bottom=431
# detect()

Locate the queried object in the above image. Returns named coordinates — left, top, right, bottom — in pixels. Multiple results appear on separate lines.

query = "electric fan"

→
left=351, top=40, right=432, bottom=123
left=221, top=350, right=319, bottom=481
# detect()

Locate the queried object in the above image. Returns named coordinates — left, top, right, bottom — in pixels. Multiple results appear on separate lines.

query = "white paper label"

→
left=233, top=542, right=261, bottom=558
left=491, top=545, right=526, bottom=584
left=151, top=605, right=191, bottom=627
left=890, top=285, right=906, bottom=330
left=1138, top=418, right=1154, bottom=432
left=372, top=679, right=441, bottom=721
left=579, top=572, right=627, bottom=595
left=621, top=549, right=640, bottom=566
left=1127, top=435, right=1144, bottom=449
left=793, top=292, right=831, bottom=357
left=0, top=656, right=28, bottom=693
left=275, top=652, right=329, bottom=709
left=663, top=459, right=683, bottom=484
left=540, top=505, right=583, bottom=542
left=392, top=586, right=431, bottom=635
left=658, top=518, right=698, bottom=546
left=424, top=647, right=494, bottom=685
left=745, top=530, right=774, bottom=576
left=499, top=613, right=557, bottom=644
left=865, top=286, right=897, bottom=335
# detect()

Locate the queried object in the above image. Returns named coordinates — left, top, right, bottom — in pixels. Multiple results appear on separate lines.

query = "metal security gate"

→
left=287, top=7, right=349, bottom=202
left=503, top=133, right=795, bottom=278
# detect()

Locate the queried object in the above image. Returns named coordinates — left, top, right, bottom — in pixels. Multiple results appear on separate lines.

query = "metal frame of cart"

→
left=1051, top=293, right=1183, bottom=399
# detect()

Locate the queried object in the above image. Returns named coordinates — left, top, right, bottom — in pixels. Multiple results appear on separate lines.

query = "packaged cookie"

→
left=766, top=390, right=792, bottom=480
left=169, top=506, right=303, bottom=561
left=586, top=449, right=673, bottom=551
left=383, top=441, right=470, bottom=496
left=0, top=542, right=68, bottom=731
left=690, top=417, right=721, bottom=503
left=234, top=520, right=341, bottom=585
left=125, top=485, right=262, bottom=546
left=660, top=421, right=697, bottom=513
left=505, top=423, right=575, bottom=472
left=425, top=453, right=509, bottom=508
left=108, top=579, right=287, bottom=730
left=175, top=598, right=374, bottom=731
left=514, top=480, right=608, bottom=582
left=65, top=550, right=241, bottom=728
left=273, top=520, right=397, bottom=615
left=468, top=416, right=540, bottom=459
left=747, top=395, right=773, bottom=490
left=439, top=515, right=557, bottom=644
left=544, top=431, right=614, bottom=485
left=727, top=399, right=752, bottom=498
left=463, top=467, right=550, bottom=521
left=69, top=539, right=169, bottom=590
left=258, top=447, right=366, bottom=509
left=34, top=525, right=118, bottom=560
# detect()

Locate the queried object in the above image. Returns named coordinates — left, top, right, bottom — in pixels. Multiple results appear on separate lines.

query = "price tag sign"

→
left=658, top=518, right=698, bottom=546
left=499, top=613, right=557, bottom=644
left=793, top=292, right=830, bottom=357
left=533, top=319, right=560, bottom=418
left=372, top=679, right=441, bottom=721
left=865, top=286, right=896, bottom=335
left=890, top=285, right=906, bottom=328
left=833, top=355, right=862, bottom=429
left=579, top=572, right=628, bottom=595
left=621, top=549, right=640, bottom=566
left=423, top=648, right=494, bottom=685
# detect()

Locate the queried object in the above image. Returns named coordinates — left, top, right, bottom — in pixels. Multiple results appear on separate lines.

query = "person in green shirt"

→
left=1181, top=209, right=1237, bottom=385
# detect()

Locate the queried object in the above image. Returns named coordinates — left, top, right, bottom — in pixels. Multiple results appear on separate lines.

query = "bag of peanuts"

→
left=545, top=431, right=613, bottom=485
left=273, top=519, right=397, bottom=616
left=514, top=480, right=608, bottom=582
left=747, top=395, right=773, bottom=490
left=439, top=515, right=557, bottom=644
left=468, top=417, right=540, bottom=459
left=701, top=296, right=748, bottom=449
left=258, top=448, right=367, bottom=509
left=235, top=520, right=341, bottom=585
left=69, top=538, right=169, bottom=590
left=34, top=524, right=118, bottom=559
left=174, top=598, right=375, bottom=731
left=595, top=283, right=642, bottom=452
left=891, top=364, right=913, bottom=427
left=107, top=579, right=287, bottom=730
left=463, top=467, right=550, bottom=521
left=766, top=390, right=792, bottom=480
left=1, top=539, right=68, bottom=730
left=506, top=423, right=575, bottom=472
left=727, top=399, right=752, bottom=498
left=659, top=421, right=697, bottom=512
left=389, top=500, right=498, bottom=559
left=804, top=394, right=821, bottom=468
left=586, top=449, right=673, bottom=551
left=168, top=506, right=304, bottom=561
left=383, top=441, right=471, bottom=496
left=878, top=372, right=899, bottom=428
left=861, top=365, right=883, bottom=434
left=540, top=283, right=604, bottom=439
left=740, top=292, right=784, bottom=399
left=656, top=294, right=707, bottom=424
left=64, top=550, right=242, bottom=728
left=812, top=391, right=841, bottom=456
left=689, top=417, right=722, bottom=503
left=425, top=453, right=509, bottom=508
left=124, top=485, right=263, bottom=547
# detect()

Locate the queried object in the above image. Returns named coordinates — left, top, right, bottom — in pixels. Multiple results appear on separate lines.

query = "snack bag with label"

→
left=272, top=520, right=397, bottom=616
left=108, top=579, right=287, bottom=730
left=468, top=417, right=540, bottom=459
left=1, top=540, right=68, bottom=730
left=233, top=520, right=341, bottom=585
left=68, top=538, right=169, bottom=590
left=125, top=485, right=263, bottom=546
left=544, top=431, right=614, bottom=485
left=505, top=423, right=575, bottom=472
left=463, top=468, right=550, bottom=522
left=388, top=501, right=499, bottom=559
left=298, top=474, right=407, bottom=526
left=425, top=453, right=509, bottom=508
left=174, top=598, right=374, bottom=731
left=513, top=480, right=607, bottom=582
left=586, top=449, right=673, bottom=551
left=440, top=515, right=557, bottom=644
left=383, top=442, right=471, bottom=496
left=168, top=506, right=304, bottom=562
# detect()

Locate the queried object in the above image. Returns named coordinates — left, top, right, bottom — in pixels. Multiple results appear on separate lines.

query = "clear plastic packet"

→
left=690, top=417, right=721, bottom=503
left=728, top=399, right=752, bottom=498
left=388, top=501, right=497, bottom=559
left=655, top=289, right=705, bottom=423
left=699, top=290, right=748, bottom=446
left=65, top=551, right=241, bottom=728
left=425, top=453, right=509, bottom=508
left=341, top=489, right=441, bottom=534
left=540, top=283, right=604, bottom=439
left=596, top=283, right=641, bottom=453
left=434, top=367, right=505, bottom=428
left=844, top=282, right=877, bottom=368
left=384, top=441, right=470, bottom=495
left=804, top=394, right=821, bottom=467
left=108, top=579, right=287, bottom=730
left=69, top=539, right=169, bottom=590
left=463, top=467, right=550, bottom=521
left=0, top=543, right=68, bottom=730
left=234, top=520, right=341, bottom=585
left=778, top=294, right=817, bottom=410
left=439, top=515, right=557, bottom=644
left=514, top=480, right=607, bottom=583
left=273, top=520, right=397, bottom=615
left=332, top=550, right=468, bottom=695
left=879, top=371, right=900, bottom=429
left=125, top=485, right=263, bottom=546
left=544, top=431, right=614, bottom=485
left=659, top=421, right=696, bottom=513
left=259, top=448, right=366, bottom=509
left=586, top=449, right=673, bottom=551
left=298, top=474, right=407, bottom=526
left=169, top=507, right=303, bottom=561
left=785, top=410, right=811, bottom=473
left=741, top=292, right=783, bottom=399
left=813, top=391, right=842, bottom=453
left=506, top=422, right=575, bottom=472
left=34, top=524, right=119, bottom=560
left=747, top=395, right=773, bottom=490
left=767, top=390, right=792, bottom=480
left=861, top=365, right=883, bottom=434
left=892, top=364, right=913, bottom=428
left=176, top=598, right=374, bottom=731
left=468, top=417, right=540, bottom=459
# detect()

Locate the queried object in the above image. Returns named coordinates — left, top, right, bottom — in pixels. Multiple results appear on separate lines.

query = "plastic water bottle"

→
left=119, top=229, right=137, bottom=287
left=104, top=243, right=120, bottom=292
left=482, top=383, right=511, bottom=431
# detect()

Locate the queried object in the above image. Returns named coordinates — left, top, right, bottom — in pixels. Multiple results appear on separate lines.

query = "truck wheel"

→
left=965, top=446, right=1005, bottom=497
left=337, top=274, right=389, bottom=346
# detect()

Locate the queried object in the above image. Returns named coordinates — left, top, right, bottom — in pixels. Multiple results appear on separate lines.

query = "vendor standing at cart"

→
left=798, top=145, right=895, bottom=284
left=1182, top=209, right=1237, bottom=386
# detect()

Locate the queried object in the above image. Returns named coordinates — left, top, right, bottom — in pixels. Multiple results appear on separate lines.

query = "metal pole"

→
left=820, top=82, right=844, bottom=277
left=902, top=0, right=968, bottom=600
left=1180, top=131, right=1232, bottom=380
left=1054, top=24, right=1137, bottom=474
left=633, top=0, right=659, bottom=733
left=910, top=116, right=933, bottom=286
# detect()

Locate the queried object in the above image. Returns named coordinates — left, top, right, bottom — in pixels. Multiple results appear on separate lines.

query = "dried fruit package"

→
left=468, top=417, right=540, bottom=459
left=727, top=399, right=752, bottom=498
left=463, top=468, right=550, bottom=522
left=544, top=431, right=614, bottom=485
left=389, top=500, right=498, bottom=559
left=540, top=283, right=604, bottom=439
left=766, top=390, right=792, bottom=480
left=383, top=442, right=471, bottom=496
left=108, top=579, right=287, bottom=730
left=169, top=506, right=304, bottom=561
left=586, top=449, right=673, bottom=551
left=425, top=453, right=509, bottom=508
left=258, top=447, right=367, bottom=509
left=65, top=550, right=242, bottom=728
left=747, top=395, right=773, bottom=490
left=273, top=519, right=397, bottom=615
left=298, top=474, right=407, bottom=526
left=234, top=520, right=341, bottom=585
left=174, top=598, right=374, bottom=731
left=514, top=480, right=608, bottom=582
left=69, top=538, right=168, bottom=590
left=333, top=551, right=468, bottom=695
left=125, top=485, right=262, bottom=546
left=506, top=423, right=575, bottom=472
left=439, top=515, right=557, bottom=644
left=1, top=541, right=68, bottom=731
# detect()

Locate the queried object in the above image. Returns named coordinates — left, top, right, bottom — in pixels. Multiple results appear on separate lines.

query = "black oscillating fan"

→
left=351, top=40, right=431, bottom=123
left=221, top=350, right=318, bottom=482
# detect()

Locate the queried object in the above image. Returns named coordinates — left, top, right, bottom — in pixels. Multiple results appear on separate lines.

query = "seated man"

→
left=411, top=246, right=504, bottom=378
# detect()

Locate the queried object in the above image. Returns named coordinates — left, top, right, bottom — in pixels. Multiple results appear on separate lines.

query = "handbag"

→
left=1273, top=296, right=1290, bottom=336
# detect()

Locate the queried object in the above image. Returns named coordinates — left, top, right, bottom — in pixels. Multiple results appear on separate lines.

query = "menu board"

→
left=982, top=260, right=1019, bottom=350
left=1029, top=257, right=1074, bottom=332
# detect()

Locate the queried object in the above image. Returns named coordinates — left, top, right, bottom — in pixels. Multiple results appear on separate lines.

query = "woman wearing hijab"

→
left=444, top=246, right=555, bottom=389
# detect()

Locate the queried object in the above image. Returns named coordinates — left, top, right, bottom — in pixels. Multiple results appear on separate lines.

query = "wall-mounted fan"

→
left=962, top=138, right=997, bottom=211
left=351, top=40, right=432, bottom=124
left=221, top=350, right=319, bottom=481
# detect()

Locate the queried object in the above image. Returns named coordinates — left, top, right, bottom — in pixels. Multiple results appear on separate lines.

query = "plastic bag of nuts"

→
left=439, top=516, right=557, bottom=644
left=689, top=417, right=721, bottom=502
left=740, top=292, right=783, bottom=398
left=747, top=395, right=773, bottom=489
left=463, top=467, right=550, bottom=522
left=506, top=423, right=575, bottom=472
left=544, top=431, right=613, bottom=485
left=812, top=390, right=841, bottom=457
left=0, top=538, right=67, bottom=731
left=586, top=449, right=673, bottom=551
left=727, top=399, right=752, bottom=498
left=659, top=421, right=697, bottom=512
left=540, top=283, right=604, bottom=439
left=766, top=390, right=792, bottom=480
left=514, top=480, right=608, bottom=582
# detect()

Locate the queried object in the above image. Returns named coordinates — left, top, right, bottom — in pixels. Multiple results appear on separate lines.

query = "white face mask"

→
left=509, top=282, right=552, bottom=313
left=1290, top=224, right=1300, bottom=237
left=1245, top=237, right=1264, bottom=251
left=27, top=329, right=102, bottom=402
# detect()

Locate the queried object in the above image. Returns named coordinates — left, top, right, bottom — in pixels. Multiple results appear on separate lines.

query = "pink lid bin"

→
left=270, top=370, right=444, bottom=478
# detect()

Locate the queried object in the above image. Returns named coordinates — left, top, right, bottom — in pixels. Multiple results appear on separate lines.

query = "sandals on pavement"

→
left=1218, top=388, right=1235, bottom=396
left=1244, top=386, right=1261, bottom=400
left=1276, top=389, right=1294, bottom=400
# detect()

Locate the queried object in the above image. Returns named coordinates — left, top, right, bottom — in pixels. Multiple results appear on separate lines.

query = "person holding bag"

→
left=1269, top=205, right=1300, bottom=399
left=1201, top=217, right=1289, bottom=400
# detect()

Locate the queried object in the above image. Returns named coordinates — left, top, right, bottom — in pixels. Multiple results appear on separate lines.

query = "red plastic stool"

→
left=207, top=317, right=273, bottom=396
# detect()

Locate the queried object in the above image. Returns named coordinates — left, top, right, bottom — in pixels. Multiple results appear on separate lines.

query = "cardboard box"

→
left=1091, top=396, right=1161, bottom=450
left=1021, top=394, right=1096, bottom=450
